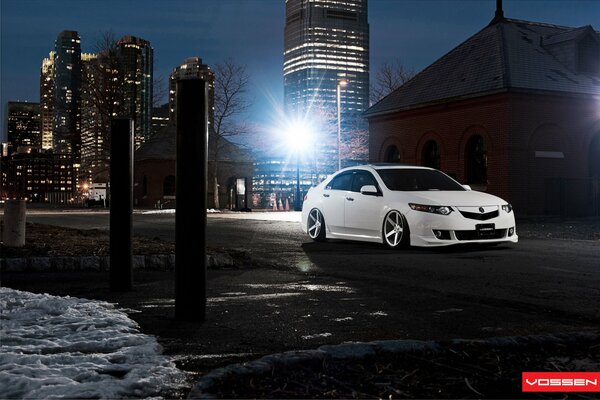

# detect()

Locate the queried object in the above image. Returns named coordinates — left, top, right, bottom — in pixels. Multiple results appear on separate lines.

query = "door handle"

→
left=323, top=194, right=330, bottom=198
left=346, top=197, right=354, bottom=201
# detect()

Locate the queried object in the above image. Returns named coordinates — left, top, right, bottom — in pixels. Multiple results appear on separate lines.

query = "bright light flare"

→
left=285, top=122, right=313, bottom=154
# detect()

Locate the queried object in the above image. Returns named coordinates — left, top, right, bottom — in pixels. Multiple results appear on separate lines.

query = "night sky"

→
left=1, top=0, right=599, bottom=142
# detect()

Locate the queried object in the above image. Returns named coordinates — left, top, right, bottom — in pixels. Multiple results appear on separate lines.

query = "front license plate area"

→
left=476, top=223, right=495, bottom=238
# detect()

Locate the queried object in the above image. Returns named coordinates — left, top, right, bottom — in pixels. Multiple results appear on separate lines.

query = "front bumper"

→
left=405, top=209, right=518, bottom=247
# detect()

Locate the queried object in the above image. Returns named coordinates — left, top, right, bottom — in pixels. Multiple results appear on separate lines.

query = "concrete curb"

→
left=187, top=331, right=600, bottom=399
left=1, top=252, right=241, bottom=272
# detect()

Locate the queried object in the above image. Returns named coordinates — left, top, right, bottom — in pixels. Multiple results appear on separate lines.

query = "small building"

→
left=134, top=124, right=254, bottom=209
left=364, top=11, right=600, bottom=216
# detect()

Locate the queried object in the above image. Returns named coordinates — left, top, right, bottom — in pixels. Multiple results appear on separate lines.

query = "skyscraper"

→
left=53, top=31, right=82, bottom=157
left=168, top=57, right=215, bottom=130
left=284, top=0, right=369, bottom=174
left=117, top=35, right=153, bottom=148
left=40, top=52, right=55, bottom=150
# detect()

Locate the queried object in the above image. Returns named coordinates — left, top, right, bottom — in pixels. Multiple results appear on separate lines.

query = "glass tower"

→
left=284, top=0, right=369, bottom=175
left=53, top=31, right=82, bottom=157
left=117, top=36, right=153, bottom=148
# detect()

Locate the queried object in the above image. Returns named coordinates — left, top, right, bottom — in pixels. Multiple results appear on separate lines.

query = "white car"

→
left=301, top=164, right=518, bottom=248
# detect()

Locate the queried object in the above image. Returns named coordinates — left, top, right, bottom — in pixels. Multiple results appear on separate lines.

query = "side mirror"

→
left=360, top=185, right=380, bottom=196
left=462, top=184, right=472, bottom=191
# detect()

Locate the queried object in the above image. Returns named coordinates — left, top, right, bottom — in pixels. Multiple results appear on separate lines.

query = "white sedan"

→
left=301, top=164, right=518, bottom=248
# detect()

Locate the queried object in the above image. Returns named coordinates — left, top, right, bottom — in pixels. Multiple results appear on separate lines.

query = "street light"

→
left=285, top=123, right=312, bottom=211
left=337, top=79, right=348, bottom=171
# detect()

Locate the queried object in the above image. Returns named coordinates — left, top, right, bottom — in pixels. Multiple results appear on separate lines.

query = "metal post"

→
left=295, top=154, right=301, bottom=211
left=337, top=83, right=342, bottom=171
left=175, top=79, right=208, bottom=322
left=109, top=118, right=133, bottom=292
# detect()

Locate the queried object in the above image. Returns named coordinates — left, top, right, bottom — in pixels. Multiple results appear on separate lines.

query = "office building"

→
left=53, top=31, right=82, bottom=157
left=5, top=102, right=41, bottom=152
left=40, top=52, right=55, bottom=150
left=284, top=0, right=369, bottom=175
left=168, top=57, right=215, bottom=129
left=117, top=35, right=153, bottom=148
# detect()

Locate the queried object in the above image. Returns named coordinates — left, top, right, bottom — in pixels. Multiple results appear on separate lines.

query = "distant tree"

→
left=211, top=59, right=252, bottom=209
left=370, top=59, right=415, bottom=105
left=80, top=31, right=126, bottom=194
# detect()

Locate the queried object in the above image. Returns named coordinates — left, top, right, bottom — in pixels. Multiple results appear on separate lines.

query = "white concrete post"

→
left=2, top=199, right=26, bottom=247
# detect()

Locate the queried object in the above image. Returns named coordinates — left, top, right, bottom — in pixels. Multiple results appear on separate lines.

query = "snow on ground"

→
left=0, top=288, right=187, bottom=399
left=141, top=208, right=221, bottom=214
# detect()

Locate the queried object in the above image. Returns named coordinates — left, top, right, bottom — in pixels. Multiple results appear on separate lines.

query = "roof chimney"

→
left=489, top=0, right=505, bottom=25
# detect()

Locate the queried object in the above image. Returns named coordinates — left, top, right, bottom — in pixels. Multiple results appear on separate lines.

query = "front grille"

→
left=455, top=229, right=507, bottom=241
left=459, top=210, right=499, bottom=221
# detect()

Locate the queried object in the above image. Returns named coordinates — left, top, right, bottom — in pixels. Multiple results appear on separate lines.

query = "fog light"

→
left=432, top=230, right=450, bottom=240
left=508, top=227, right=514, bottom=236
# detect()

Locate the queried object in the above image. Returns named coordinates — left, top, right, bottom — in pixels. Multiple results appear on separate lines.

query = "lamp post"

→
left=285, top=122, right=312, bottom=212
left=336, top=79, right=348, bottom=171
left=295, top=153, right=301, bottom=211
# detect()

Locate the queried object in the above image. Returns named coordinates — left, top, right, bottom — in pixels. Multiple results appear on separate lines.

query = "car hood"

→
left=394, top=190, right=506, bottom=207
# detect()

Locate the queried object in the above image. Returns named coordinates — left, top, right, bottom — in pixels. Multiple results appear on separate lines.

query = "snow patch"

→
left=0, top=287, right=187, bottom=399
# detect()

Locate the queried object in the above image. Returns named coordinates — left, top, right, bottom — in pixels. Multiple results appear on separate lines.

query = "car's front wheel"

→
left=307, top=208, right=327, bottom=242
left=383, top=210, right=410, bottom=249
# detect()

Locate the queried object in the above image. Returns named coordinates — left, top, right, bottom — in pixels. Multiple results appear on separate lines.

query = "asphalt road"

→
left=22, top=211, right=600, bottom=343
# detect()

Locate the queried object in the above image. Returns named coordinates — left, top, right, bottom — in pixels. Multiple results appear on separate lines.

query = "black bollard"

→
left=175, top=79, right=208, bottom=321
left=109, top=118, right=133, bottom=291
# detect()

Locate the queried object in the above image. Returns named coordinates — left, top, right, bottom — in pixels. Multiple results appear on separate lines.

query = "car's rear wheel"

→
left=383, top=210, right=410, bottom=249
left=307, top=208, right=327, bottom=241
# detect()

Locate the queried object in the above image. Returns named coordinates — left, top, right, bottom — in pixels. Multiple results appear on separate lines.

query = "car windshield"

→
left=376, top=168, right=465, bottom=191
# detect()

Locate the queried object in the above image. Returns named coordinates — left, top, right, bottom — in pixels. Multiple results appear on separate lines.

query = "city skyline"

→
left=1, top=0, right=599, bottom=143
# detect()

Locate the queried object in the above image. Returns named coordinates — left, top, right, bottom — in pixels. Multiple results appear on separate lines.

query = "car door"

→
left=343, top=171, right=384, bottom=238
left=322, top=172, right=353, bottom=234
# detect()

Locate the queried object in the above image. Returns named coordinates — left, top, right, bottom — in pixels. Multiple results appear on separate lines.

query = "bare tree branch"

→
left=210, top=59, right=252, bottom=208
left=370, top=59, right=415, bottom=105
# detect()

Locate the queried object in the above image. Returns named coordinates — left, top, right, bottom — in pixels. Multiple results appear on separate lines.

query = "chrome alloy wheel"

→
left=383, top=210, right=407, bottom=248
left=307, top=208, right=326, bottom=241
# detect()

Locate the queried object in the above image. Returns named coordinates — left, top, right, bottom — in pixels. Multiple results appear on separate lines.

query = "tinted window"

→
left=351, top=171, right=379, bottom=192
left=376, top=168, right=465, bottom=191
left=327, top=173, right=353, bottom=191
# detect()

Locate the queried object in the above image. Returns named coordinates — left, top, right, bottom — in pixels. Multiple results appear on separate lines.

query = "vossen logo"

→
left=523, top=373, right=600, bottom=392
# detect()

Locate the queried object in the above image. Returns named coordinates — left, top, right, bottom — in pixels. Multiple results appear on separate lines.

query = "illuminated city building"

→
left=80, top=52, right=107, bottom=185
left=168, top=57, right=215, bottom=129
left=5, top=102, right=41, bottom=153
left=40, top=52, right=55, bottom=150
left=284, top=0, right=369, bottom=175
left=53, top=31, right=82, bottom=158
left=117, top=35, right=153, bottom=148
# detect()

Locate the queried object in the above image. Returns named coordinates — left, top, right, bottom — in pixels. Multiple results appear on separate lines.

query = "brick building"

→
left=134, top=124, right=254, bottom=209
left=364, top=13, right=600, bottom=216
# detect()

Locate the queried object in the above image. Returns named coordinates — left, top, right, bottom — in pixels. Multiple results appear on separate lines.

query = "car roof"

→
left=338, top=163, right=433, bottom=173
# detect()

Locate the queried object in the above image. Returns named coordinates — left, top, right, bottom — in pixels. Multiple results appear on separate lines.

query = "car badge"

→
left=479, top=207, right=485, bottom=213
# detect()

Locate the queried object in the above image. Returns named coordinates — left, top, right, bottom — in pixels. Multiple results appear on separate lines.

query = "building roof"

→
left=364, top=18, right=600, bottom=118
left=135, top=124, right=253, bottom=163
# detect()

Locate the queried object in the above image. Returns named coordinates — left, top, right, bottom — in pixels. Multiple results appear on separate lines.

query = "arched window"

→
left=142, top=176, right=148, bottom=196
left=465, top=135, right=487, bottom=184
left=384, top=145, right=401, bottom=163
left=422, top=140, right=441, bottom=170
left=590, top=134, right=600, bottom=177
left=163, top=175, right=176, bottom=196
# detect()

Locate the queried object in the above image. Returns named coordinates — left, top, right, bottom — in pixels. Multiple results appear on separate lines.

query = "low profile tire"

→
left=382, top=210, right=410, bottom=249
left=307, top=208, right=327, bottom=242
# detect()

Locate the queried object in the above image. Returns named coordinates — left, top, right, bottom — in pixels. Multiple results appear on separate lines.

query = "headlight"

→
left=502, top=204, right=513, bottom=213
left=409, top=203, right=453, bottom=215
